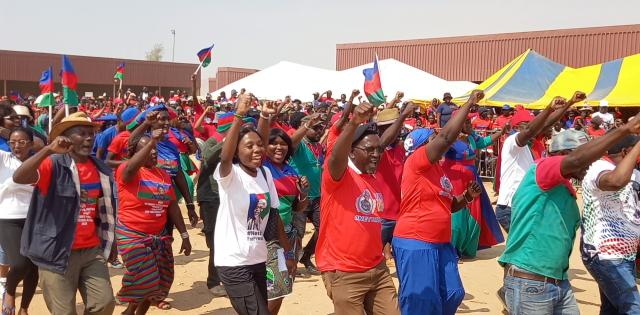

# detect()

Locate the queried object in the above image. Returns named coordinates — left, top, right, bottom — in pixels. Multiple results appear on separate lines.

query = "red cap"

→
left=511, top=108, right=534, bottom=126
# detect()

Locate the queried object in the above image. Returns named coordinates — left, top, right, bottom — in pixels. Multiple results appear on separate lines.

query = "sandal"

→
left=155, top=301, right=172, bottom=310
left=2, top=293, right=15, bottom=315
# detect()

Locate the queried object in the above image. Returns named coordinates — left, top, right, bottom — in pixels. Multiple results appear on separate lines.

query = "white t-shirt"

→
left=581, top=159, right=640, bottom=260
left=213, top=163, right=280, bottom=266
left=0, top=151, right=34, bottom=219
left=592, top=112, right=614, bottom=127
left=497, top=132, right=535, bottom=207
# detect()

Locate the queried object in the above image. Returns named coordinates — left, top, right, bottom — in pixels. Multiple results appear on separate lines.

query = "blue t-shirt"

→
left=437, top=103, right=458, bottom=127
left=93, top=126, right=119, bottom=160
left=0, top=138, right=10, bottom=152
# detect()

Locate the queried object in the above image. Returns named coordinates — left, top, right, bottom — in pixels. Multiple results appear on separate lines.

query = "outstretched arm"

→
left=426, top=90, right=484, bottom=163
left=379, top=102, right=415, bottom=148
left=328, top=102, right=373, bottom=181
left=598, top=141, right=640, bottom=191
left=335, top=89, right=360, bottom=131
left=562, top=111, right=640, bottom=178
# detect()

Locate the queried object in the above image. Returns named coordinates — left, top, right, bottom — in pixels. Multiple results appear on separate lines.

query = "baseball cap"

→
left=352, top=122, right=378, bottom=146
left=549, top=129, right=589, bottom=153
left=502, top=104, right=512, bottom=110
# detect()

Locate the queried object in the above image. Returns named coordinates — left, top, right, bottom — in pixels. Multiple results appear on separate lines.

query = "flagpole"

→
left=48, top=101, right=52, bottom=133
left=119, top=78, right=123, bottom=92
left=193, top=60, right=204, bottom=76
left=65, top=104, right=69, bottom=117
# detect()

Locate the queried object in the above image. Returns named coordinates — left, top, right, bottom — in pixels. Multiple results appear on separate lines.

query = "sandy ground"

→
left=21, top=182, right=606, bottom=314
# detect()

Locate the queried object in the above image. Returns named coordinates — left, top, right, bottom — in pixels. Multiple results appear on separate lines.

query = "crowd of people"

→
left=0, top=77, right=638, bottom=315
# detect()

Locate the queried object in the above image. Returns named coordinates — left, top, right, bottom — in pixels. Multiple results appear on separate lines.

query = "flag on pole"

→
left=114, top=63, right=125, bottom=81
left=38, top=67, right=55, bottom=107
left=9, top=91, right=23, bottom=103
left=61, top=55, right=79, bottom=106
left=362, top=55, right=385, bottom=106
left=196, top=44, right=214, bottom=68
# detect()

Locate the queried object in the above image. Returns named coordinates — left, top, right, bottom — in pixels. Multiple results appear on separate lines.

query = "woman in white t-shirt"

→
left=0, top=127, right=38, bottom=315
left=213, top=94, right=292, bottom=315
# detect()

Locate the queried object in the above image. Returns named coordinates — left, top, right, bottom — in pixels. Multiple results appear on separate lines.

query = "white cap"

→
left=599, top=100, right=609, bottom=107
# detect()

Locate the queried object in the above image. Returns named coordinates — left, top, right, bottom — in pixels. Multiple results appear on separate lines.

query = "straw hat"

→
left=375, top=108, right=400, bottom=126
left=49, top=112, right=98, bottom=141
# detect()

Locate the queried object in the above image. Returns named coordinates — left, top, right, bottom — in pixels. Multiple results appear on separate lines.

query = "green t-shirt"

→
left=498, top=156, right=580, bottom=280
left=196, top=138, right=222, bottom=202
left=289, top=140, right=323, bottom=198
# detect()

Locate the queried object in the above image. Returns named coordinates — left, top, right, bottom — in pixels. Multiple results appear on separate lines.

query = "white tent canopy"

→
left=211, top=59, right=476, bottom=102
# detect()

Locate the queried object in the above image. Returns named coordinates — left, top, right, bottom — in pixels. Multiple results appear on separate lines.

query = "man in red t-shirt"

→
left=373, top=101, right=416, bottom=261
left=317, top=102, right=400, bottom=315
left=495, top=104, right=513, bottom=128
left=13, top=112, right=117, bottom=314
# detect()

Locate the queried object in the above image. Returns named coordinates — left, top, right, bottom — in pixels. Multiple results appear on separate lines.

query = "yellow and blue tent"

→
left=454, top=49, right=640, bottom=108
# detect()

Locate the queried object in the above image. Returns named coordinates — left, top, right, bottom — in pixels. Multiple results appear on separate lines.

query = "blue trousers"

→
left=583, top=255, right=640, bottom=315
left=392, top=237, right=464, bottom=315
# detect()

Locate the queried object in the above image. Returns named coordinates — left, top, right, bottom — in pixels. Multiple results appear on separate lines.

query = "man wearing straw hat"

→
left=13, top=112, right=117, bottom=315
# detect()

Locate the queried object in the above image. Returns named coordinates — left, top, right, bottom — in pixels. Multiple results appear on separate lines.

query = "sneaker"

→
left=303, top=261, right=321, bottom=276
left=109, top=259, right=124, bottom=269
left=208, top=285, right=227, bottom=297
left=0, top=277, right=6, bottom=297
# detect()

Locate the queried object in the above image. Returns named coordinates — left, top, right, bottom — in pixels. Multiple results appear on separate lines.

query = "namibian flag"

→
left=216, top=111, right=235, bottom=133
left=138, top=179, right=172, bottom=201
left=197, top=44, right=214, bottom=68
left=9, top=91, right=22, bottom=103
left=38, top=67, right=55, bottom=107
left=61, top=55, right=79, bottom=106
left=363, top=56, right=385, bottom=106
left=114, top=63, right=125, bottom=81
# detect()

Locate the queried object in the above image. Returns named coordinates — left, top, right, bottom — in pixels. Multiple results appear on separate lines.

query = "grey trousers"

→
left=39, top=246, right=115, bottom=315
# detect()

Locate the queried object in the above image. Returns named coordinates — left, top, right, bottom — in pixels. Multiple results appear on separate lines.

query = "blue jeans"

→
left=0, top=244, right=7, bottom=265
left=503, top=266, right=579, bottom=315
left=495, top=204, right=512, bottom=232
left=381, top=219, right=396, bottom=246
left=583, top=255, right=640, bottom=314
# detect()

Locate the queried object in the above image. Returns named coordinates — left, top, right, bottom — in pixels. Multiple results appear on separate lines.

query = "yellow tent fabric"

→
left=454, top=49, right=640, bottom=108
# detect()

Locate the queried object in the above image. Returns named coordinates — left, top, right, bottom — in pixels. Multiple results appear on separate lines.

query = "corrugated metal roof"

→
left=214, top=67, right=258, bottom=92
left=336, top=24, right=640, bottom=81
left=0, top=50, right=199, bottom=88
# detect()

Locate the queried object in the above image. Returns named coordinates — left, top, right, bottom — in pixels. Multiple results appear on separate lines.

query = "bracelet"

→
left=302, top=123, right=311, bottom=129
left=234, top=113, right=245, bottom=119
left=298, top=196, right=308, bottom=202
left=284, top=250, right=295, bottom=260
left=186, top=203, right=195, bottom=207
left=260, top=113, right=272, bottom=120
left=180, top=232, right=190, bottom=239
left=463, top=191, right=474, bottom=203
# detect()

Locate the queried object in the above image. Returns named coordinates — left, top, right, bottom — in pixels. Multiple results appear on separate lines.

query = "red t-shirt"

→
left=472, top=117, right=494, bottom=131
left=116, top=163, right=175, bottom=235
left=37, top=158, right=102, bottom=250
left=325, top=124, right=341, bottom=160
left=395, top=146, right=455, bottom=243
left=376, top=145, right=405, bottom=220
left=316, top=165, right=385, bottom=272
left=108, top=130, right=131, bottom=161
left=588, top=126, right=606, bottom=138
left=495, top=115, right=512, bottom=128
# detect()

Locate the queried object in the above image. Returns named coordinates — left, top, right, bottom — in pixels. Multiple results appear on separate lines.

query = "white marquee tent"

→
left=211, top=59, right=476, bottom=102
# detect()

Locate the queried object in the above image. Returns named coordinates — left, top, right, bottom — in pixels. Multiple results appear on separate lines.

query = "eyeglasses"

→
left=353, top=146, right=382, bottom=155
left=8, top=140, right=31, bottom=147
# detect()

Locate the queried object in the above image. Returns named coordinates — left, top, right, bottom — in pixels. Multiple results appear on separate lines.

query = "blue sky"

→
left=2, top=0, right=639, bottom=82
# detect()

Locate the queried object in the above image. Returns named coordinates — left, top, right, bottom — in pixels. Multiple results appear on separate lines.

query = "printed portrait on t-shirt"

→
left=247, top=193, right=270, bottom=232
left=439, top=175, right=454, bottom=199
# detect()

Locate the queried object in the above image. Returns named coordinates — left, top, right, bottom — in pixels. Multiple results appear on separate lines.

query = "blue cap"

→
left=95, top=114, right=117, bottom=121
left=502, top=104, right=512, bottom=110
left=404, top=128, right=435, bottom=156
left=120, top=107, right=140, bottom=125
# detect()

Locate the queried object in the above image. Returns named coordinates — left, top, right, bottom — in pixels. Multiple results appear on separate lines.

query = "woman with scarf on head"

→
left=115, top=123, right=192, bottom=315
left=167, top=113, right=199, bottom=199
left=260, top=119, right=310, bottom=314
left=214, top=94, right=295, bottom=315
left=442, top=110, right=506, bottom=259
left=393, top=90, right=484, bottom=315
